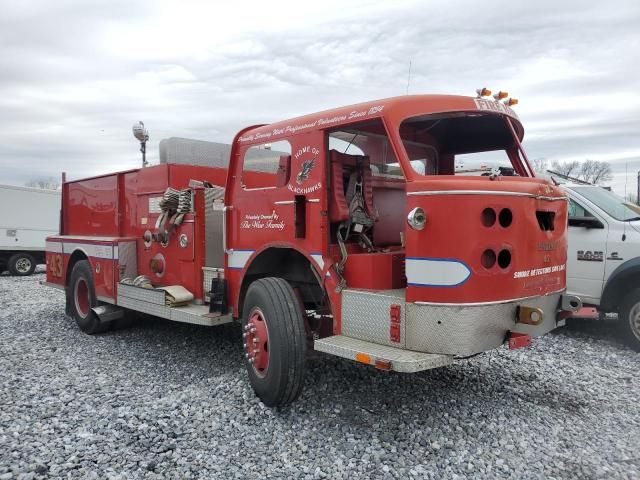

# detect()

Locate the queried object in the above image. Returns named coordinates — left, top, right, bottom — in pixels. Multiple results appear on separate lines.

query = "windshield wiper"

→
left=624, top=216, right=640, bottom=222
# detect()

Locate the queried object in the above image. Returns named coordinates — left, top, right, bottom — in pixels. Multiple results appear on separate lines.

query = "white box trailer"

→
left=0, top=184, right=61, bottom=275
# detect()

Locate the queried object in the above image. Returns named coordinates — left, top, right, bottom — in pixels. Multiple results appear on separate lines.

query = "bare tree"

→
left=530, top=157, right=548, bottom=175
left=25, top=177, right=61, bottom=190
left=578, top=159, right=612, bottom=184
left=551, top=160, right=581, bottom=178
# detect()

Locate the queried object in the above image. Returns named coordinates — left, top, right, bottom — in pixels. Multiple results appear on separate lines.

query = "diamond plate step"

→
left=314, top=335, right=453, bottom=373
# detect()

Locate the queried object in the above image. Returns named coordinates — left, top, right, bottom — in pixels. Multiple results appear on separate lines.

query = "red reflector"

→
left=375, top=359, right=392, bottom=371
left=389, top=304, right=401, bottom=343
left=508, top=332, right=532, bottom=350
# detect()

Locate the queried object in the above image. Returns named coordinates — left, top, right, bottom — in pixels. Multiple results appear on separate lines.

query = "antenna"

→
left=406, top=60, right=412, bottom=95
left=624, top=162, right=628, bottom=239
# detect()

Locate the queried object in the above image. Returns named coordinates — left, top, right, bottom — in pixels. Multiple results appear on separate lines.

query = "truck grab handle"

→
left=223, top=205, right=232, bottom=254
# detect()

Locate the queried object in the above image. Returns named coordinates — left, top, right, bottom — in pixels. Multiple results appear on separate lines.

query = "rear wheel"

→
left=8, top=253, right=36, bottom=276
left=68, top=260, right=109, bottom=334
left=619, top=289, right=640, bottom=352
left=242, top=277, right=306, bottom=407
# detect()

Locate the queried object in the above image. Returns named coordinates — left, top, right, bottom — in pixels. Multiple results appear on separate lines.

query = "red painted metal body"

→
left=559, top=306, right=599, bottom=320
left=47, top=164, right=228, bottom=302
left=46, top=94, right=568, bottom=344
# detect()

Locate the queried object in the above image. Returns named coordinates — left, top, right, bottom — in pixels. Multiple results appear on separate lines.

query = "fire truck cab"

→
left=45, top=93, right=578, bottom=406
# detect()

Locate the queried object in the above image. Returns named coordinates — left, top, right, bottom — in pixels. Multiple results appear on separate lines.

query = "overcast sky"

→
left=1, top=0, right=639, bottom=194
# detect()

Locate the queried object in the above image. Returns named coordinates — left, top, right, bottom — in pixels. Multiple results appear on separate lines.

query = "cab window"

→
left=328, top=120, right=403, bottom=178
left=242, top=140, right=292, bottom=189
left=568, top=199, right=593, bottom=219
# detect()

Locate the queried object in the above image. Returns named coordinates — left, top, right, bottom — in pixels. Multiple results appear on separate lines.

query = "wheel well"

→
left=66, top=250, right=88, bottom=287
left=601, top=262, right=640, bottom=312
left=238, top=248, right=324, bottom=318
left=64, top=250, right=89, bottom=316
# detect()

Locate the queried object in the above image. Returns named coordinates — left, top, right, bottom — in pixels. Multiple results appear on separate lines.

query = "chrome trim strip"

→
left=222, top=206, right=230, bottom=254
left=275, top=198, right=321, bottom=205
left=408, top=190, right=532, bottom=197
left=413, top=288, right=565, bottom=307
left=242, top=186, right=277, bottom=191
left=47, top=235, right=130, bottom=242
left=536, top=196, right=568, bottom=202
left=407, top=190, right=567, bottom=201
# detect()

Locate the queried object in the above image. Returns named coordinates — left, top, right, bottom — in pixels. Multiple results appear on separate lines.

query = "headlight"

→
left=407, top=207, right=427, bottom=230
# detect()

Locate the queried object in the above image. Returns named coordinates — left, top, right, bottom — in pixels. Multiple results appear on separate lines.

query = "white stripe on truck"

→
left=45, top=241, right=63, bottom=253
left=406, top=257, right=472, bottom=287
left=46, top=240, right=117, bottom=260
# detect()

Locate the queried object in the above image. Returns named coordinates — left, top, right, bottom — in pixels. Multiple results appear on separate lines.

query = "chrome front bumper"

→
left=341, top=289, right=572, bottom=357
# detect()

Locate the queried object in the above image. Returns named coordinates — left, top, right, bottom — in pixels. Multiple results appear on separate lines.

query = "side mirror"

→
left=568, top=216, right=604, bottom=229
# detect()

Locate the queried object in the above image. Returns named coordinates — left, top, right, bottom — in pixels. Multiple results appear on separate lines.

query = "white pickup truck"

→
left=564, top=183, right=640, bottom=351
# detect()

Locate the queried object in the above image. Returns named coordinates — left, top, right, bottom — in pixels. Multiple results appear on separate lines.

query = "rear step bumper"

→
left=314, top=335, right=453, bottom=373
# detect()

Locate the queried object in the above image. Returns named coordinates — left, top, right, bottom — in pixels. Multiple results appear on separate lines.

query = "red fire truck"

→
left=44, top=91, right=579, bottom=406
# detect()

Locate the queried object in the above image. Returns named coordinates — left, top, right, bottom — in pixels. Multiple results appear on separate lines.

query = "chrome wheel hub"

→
left=243, top=308, right=270, bottom=377
left=629, top=303, right=640, bottom=340
left=15, top=258, right=32, bottom=273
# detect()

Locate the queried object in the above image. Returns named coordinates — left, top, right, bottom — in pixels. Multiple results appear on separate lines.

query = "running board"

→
left=314, top=335, right=453, bottom=373
left=116, top=283, right=232, bottom=327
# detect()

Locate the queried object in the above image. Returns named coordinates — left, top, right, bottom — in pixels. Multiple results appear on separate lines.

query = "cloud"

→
left=0, top=0, right=639, bottom=194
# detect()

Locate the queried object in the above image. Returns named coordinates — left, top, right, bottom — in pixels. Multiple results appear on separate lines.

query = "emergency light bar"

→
left=476, top=88, right=519, bottom=107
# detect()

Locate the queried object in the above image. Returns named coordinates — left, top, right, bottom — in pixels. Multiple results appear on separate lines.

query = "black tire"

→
left=8, top=253, right=36, bottom=276
left=618, top=288, right=640, bottom=352
left=242, top=277, right=306, bottom=407
left=67, top=260, right=109, bottom=334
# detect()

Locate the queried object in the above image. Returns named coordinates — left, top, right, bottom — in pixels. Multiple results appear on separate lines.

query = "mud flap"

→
left=91, top=304, right=125, bottom=323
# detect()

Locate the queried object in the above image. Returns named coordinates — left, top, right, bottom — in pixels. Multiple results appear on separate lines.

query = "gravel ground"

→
left=1, top=272, right=639, bottom=479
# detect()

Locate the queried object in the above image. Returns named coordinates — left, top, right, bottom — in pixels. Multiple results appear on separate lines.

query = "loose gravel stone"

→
left=0, top=271, right=639, bottom=478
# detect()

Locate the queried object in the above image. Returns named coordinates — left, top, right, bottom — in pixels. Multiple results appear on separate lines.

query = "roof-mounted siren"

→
left=503, top=97, right=519, bottom=107
left=132, top=121, right=150, bottom=168
left=476, top=87, right=492, bottom=98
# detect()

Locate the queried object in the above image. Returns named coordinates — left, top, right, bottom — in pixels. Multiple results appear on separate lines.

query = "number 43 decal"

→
left=48, top=254, right=64, bottom=278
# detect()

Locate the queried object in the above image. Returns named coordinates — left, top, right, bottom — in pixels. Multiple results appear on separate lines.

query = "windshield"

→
left=398, top=112, right=526, bottom=177
left=571, top=186, right=640, bottom=221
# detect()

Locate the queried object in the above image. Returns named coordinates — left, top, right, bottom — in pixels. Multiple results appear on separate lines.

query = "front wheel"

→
left=8, top=253, right=36, bottom=276
left=242, top=277, right=306, bottom=407
left=619, top=289, right=640, bottom=352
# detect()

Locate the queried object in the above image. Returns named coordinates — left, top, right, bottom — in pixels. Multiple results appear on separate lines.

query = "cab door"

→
left=566, top=195, right=608, bottom=304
